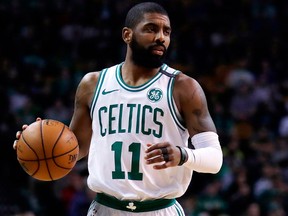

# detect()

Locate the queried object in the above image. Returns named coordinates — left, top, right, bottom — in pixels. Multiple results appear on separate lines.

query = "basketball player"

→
left=14, top=2, right=223, bottom=215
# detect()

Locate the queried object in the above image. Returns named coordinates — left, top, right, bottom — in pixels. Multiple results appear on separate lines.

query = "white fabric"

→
left=183, top=131, right=223, bottom=173
left=88, top=64, right=191, bottom=201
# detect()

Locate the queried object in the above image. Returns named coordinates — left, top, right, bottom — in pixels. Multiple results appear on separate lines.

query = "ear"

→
left=122, top=27, right=132, bottom=44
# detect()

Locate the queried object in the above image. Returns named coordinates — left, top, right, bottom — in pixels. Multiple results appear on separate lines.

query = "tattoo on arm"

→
left=190, top=85, right=214, bottom=133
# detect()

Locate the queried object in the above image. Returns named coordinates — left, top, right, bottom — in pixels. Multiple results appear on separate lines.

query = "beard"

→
left=129, top=36, right=167, bottom=68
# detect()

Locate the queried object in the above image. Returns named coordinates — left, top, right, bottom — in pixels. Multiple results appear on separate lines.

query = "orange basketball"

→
left=16, top=119, right=79, bottom=181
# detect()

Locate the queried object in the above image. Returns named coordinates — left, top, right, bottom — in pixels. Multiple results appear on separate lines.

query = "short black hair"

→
left=124, top=2, right=169, bottom=29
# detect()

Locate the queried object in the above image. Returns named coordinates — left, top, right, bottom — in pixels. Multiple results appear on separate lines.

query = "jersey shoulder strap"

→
left=160, top=64, right=181, bottom=78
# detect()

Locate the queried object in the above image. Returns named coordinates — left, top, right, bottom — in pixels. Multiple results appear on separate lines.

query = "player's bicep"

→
left=70, top=73, right=97, bottom=160
left=181, top=78, right=216, bottom=136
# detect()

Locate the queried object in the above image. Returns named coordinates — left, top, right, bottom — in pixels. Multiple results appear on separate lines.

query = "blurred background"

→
left=1, top=0, right=288, bottom=215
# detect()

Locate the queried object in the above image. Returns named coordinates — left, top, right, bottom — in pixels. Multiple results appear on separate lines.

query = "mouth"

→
left=152, top=50, right=163, bottom=55
left=151, top=45, right=165, bottom=56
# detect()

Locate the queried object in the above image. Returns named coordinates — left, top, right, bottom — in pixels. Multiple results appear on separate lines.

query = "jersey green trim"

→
left=95, top=193, right=176, bottom=212
left=116, top=63, right=166, bottom=92
left=167, top=70, right=186, bottom=131
left=90, top=68, right=108, bottom=118
left=174, top=201, right=185, bottom=216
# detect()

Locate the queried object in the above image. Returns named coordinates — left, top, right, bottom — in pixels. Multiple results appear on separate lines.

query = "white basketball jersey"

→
left=87, top=63, right=192, bottom=201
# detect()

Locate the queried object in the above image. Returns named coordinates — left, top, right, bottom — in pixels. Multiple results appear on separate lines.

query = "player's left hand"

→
left=144, top=142, right=181, bottom=169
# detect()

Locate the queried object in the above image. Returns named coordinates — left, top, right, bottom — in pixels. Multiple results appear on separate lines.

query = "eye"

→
left=146, top=25, right=156, bottom=32
left=163, top=27, right=171, bottom=36
left=164, top=29, right=171, bottom=36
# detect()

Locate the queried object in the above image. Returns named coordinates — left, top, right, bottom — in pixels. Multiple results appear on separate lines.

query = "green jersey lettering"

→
left=98, top=103, right=164, bottom=138
left=99, top=106, right=107, bottom=136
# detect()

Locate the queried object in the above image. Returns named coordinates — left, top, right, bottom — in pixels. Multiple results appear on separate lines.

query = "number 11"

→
left=111, top=141, right=143, bottom=181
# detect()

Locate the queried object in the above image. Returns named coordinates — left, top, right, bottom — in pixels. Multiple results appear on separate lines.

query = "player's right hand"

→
left=13, top=117, right=42, bottom=150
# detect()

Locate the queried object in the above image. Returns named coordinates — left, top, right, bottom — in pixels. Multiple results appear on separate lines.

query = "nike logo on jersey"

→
left=102, top=89, right=119, bottom=95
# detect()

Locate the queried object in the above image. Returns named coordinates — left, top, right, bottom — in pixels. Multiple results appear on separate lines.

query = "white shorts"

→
left=87, top=194, right=185, bottom=216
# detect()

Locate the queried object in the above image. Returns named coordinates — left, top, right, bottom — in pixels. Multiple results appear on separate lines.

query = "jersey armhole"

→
left=167, top=70, right=186, bottom=131
left=90, top=68, right=108, bottom=118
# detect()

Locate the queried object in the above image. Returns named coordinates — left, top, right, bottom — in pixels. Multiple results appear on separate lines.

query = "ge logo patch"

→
left=147, top=88, right=163, bottom=103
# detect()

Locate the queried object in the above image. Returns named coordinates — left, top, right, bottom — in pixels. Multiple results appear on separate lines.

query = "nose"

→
left=156, top=31, right=165, bottom=44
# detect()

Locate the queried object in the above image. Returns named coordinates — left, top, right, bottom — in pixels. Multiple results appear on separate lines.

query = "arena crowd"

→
left=1, top=1, right=288, bottom=215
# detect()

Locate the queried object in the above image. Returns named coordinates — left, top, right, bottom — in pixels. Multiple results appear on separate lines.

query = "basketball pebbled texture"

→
left=17, top=119, right=79, bottom=181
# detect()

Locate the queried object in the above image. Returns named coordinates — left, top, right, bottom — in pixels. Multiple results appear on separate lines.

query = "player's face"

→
left=130, top=13, right=171, bottom=68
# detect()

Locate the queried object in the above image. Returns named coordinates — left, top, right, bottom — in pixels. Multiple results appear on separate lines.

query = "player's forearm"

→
left=183, top=131, right=223, bottom=173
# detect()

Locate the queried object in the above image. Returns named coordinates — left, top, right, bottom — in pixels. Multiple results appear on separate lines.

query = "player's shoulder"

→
left=76, top=71, right=101, bottom=96
left=175, top=72, right=199, bottom=90
left=81, top=64, right=119, bottom=84
left=173, top=71, right=206, bottom=106
left=81, top=71, right=101, bottom=83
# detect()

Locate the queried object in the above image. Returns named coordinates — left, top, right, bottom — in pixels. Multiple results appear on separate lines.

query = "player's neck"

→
left=121, top=61, right=160, bottom=87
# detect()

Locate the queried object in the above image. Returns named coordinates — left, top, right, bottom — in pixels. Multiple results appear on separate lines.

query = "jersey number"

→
left=111, top=141, right=143, bottom=181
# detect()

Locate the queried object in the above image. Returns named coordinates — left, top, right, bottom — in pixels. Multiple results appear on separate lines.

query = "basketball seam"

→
left=52, top=124, right=74, bottom=170
left=52, top=145, right=79, bottom=169
left=19, top=134, right=40, bottom=176
left=17, top=145, right=79, bottom=161
left=41, top=120, right=53, bottom=181
left=18, top=145, right=79, bottom=160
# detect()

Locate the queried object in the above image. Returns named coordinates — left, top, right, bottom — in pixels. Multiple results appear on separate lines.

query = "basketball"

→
left=16, top=119, right=79, bottom=181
